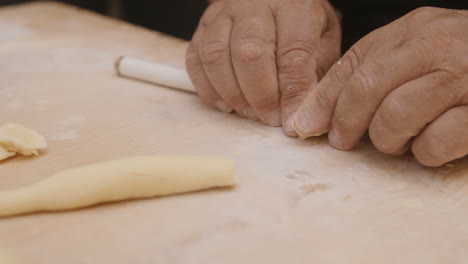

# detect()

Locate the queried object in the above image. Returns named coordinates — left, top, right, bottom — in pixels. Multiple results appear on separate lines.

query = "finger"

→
left=274, top=1, right=326, bottom=135
left=412, top=105, right=468, bottom=167
left=369, top=71, right=465, bottom=155
left=314, top=1, right=342, bottom=79
left=327, top=44, right=432, bottom=150
left=285, top=5, right=341, bottom=137
left=199, top=13, right=257, bottom=120
left=186, top=32, right=232, bottom=113
left=292, top=18, right=408, bottom=139
left=186, top=27, right=232, bottom=113
left=230, top=6, right=281, bottom=127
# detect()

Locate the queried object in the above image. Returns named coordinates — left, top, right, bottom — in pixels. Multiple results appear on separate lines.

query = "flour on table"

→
left=57, top=115, right=87, bottom=127
left=7, top=100, right=24, bottom=110
left=48, top=130, right=79, bottom=141
left=46, top=115, right=86, bottom=141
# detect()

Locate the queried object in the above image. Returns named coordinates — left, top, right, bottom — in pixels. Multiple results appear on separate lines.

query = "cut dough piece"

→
left=0, top=155, right=236, bottom=217
left=0, top=146, right=15, bottom=161
left=0, top=123, right=47, bottom=158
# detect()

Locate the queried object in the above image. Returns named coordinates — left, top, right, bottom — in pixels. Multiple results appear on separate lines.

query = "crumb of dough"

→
left=0, top=123, right=47, bottom=161
left=0, top=145, right=15, bottom=161
left=0, top=250, right=20, bottom=264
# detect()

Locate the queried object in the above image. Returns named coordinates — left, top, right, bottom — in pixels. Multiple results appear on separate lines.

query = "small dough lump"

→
left=0, top=123, right=47, bottom=161
left=0, top=155, right=236, bottom=217
left=0, top=146, right=15, bottom=161
left=0, top=250, right=19, bottom=264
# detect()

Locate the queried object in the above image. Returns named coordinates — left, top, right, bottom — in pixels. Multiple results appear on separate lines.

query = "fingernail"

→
left=328, top=128, right=344, bottom=149
left=265, top=110, right=282, bottom=127
left=284, top=114, right=296, bottom=132
left=284, top=114, right=299, bottom=137
left=215, top=100, right=232, bottom=113
left=293, top=108, right=327, bottom=139
left=243, top=107, right=258, bottom=121
left=293, top=108, right=311, bottom=136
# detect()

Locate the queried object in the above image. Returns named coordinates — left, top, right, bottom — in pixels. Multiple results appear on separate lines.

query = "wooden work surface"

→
left=1, top=2, right=467, bottom=263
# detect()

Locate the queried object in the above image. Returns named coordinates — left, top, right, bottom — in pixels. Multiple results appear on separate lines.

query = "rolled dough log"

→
left=0, top=123, right=47, bottom=161
left=0, top=155, right=236, bottom=217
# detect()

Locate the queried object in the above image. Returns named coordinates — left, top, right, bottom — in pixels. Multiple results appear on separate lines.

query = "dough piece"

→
left=0, top=146, right=15, bottom=161
left=0, top=123, right=47, bottom=160
left=0, top=250, right=19, bottom=264
left=0, top=155, right=236, bottom=217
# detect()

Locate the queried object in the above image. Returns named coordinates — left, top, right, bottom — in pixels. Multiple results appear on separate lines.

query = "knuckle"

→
left=407, top=6, right=440, bottom=22
left=348, top=67, right=377, bottom=100
left=279, top=73, right=313, bottom=97
left=200, top=2, right=223, bottom=26
left=437, top=14, right=466, bottom=30
left=378, top=97, right=408, bottom=130
left=232, top=37, right=272, bottom=63
left=277, top=48, right=315, bottom=96
left=314, top=86, right=334, bottom=112
left=332, top=47, right=363, bottom=85
left=199, top=41, right=229, bottom=66
left=277, top=44, right=317, bottom=95
left=277, top=46, right=312, bottom=72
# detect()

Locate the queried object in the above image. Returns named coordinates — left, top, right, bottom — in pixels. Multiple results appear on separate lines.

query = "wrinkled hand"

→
left=293, top=7, right=468, bottom=167
left=186, top=0, right=341, bottom=135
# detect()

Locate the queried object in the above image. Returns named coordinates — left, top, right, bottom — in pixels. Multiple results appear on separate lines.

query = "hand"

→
left=293, top=7, right=468, bottom=167
left=186, top=0, right=341, bottom=135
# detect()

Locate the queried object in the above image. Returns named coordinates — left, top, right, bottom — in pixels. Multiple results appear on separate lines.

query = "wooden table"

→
left=1, top=2, right=467, bottom=263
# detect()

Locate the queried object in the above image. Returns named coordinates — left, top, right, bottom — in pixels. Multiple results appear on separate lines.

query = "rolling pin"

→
left=114, top=56, right=196, bottom=93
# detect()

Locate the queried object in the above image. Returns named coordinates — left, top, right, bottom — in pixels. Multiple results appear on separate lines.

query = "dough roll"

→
left=0, top=155, right=236, bottom=217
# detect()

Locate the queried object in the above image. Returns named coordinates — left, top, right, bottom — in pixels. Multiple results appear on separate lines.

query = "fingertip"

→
left=243, top=107, right=259, bottom=121
left=413, top=151, right=445, bottom=167
left=328, top=128, right=345, bottom=150
left=263, top=110, right=282, bottom=127
left=292, top=107, right=309, bottom=135
left=411, top=138, right=446, bottom=168
left=215, top=100, right=233, bottom=113
left=284, top=130, right=299, bottom=138
left=283, top=114, right=298, bottom=137
left=328, top=127, right=355, bottom=151
left=292, top=107, right=328, bottom=139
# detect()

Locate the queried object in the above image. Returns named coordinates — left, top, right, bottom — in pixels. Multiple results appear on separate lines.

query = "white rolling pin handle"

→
left=115, top=56, right=196, bottom=94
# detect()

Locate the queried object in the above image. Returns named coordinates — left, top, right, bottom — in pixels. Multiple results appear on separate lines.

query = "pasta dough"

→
left=0, top=123, right=47, bottom=161
left=0, top=146, right=15, bottom=161
left=0, top=250, right=18, bottom=264
left=0, top=155, right=236, bottom=217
